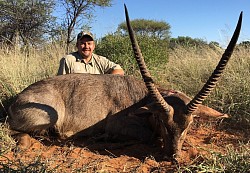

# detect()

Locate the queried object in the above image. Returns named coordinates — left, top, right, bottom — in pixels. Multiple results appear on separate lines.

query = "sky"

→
left=87, top=0, right=250, bottom=47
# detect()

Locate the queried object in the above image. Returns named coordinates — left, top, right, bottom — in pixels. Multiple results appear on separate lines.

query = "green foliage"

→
left=95, top=33, right=169, bottom=76
left=169, top=36, right=207, bottom=49
left=238, top=40, right=250, bottom=48
left=95, top=34, right=135, bottom=75
left=209, top=41, right=220, bottom=47
left=209, top=41, right=222, bottom=50
left=0, top=0, right=55, bottom=46
left=118, top=19, right=171, bottom=40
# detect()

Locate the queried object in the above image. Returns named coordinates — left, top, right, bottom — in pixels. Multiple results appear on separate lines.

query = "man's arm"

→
left=57, top=58, right=69, bottom=75
left=93, top=54, right=125, bottom=75
left=111, top=68, right=125, bottom=75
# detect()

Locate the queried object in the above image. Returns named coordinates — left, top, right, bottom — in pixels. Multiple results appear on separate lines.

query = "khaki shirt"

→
left=57, top=52, right=122, bottom=75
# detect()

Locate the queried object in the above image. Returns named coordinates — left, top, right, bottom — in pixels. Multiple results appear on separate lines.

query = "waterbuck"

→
left=7, top=5, right=242, bottom=161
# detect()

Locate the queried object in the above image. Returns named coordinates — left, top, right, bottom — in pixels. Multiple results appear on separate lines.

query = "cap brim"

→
left=77, top=32, right=94, bottom=41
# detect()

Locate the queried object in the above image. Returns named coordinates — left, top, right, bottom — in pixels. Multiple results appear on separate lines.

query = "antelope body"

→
left=9, top=74, right=151, bottom=139
left=8, top=6, right=242, bottom=161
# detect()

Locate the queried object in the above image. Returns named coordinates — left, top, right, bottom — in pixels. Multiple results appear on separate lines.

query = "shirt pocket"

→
left=72, top=62, right=83, bottom=73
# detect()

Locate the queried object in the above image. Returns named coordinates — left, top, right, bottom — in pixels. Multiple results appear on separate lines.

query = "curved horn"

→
left=124, top=4, right=171, bottom=113
left=186, top=12, right=243, bottom=114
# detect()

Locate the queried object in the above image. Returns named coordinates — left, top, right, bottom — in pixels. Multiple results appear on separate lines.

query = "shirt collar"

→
left=75, top=52, right=94, bottom=66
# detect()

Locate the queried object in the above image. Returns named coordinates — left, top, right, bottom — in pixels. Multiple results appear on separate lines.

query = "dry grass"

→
left=0, top=43, right=67, bottom=93
left=158, top=45, right=250, bottom=130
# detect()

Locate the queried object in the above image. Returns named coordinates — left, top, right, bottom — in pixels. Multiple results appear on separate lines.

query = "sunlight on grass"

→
left=0, top=44, right=66, bottom=93
left=162, top=45, right=250, bottom=129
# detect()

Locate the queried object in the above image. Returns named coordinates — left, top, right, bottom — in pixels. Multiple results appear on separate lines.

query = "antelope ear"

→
left=132, top=103, right=158, bottom=116
left=194, top=104, right=230, bottom=119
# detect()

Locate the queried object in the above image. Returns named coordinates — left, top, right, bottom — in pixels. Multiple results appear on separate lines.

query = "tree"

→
left=58, top=0, right=112, bottom=53
left=209, top=41, right=220, bottom=47
left=239, top=41, right=250, bottom=48
left=0, top=0, right=55, bottom=47
left=117, top=19, right=171, bottom=40
left=209, top=41, right=221, bottom=50
left=169, top=36, right=207, bottom=49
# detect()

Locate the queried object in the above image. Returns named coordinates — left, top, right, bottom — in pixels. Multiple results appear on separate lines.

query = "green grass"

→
left=177, top=143, right=250, bottom=173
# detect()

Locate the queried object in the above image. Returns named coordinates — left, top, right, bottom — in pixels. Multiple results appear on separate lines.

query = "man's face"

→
left=77, top=36, right=95, bottom=59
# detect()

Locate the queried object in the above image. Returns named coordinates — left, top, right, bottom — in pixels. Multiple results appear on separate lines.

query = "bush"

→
left=169, top=36, right=207, bottom=49
left=95, top=33, right=169, bottom=77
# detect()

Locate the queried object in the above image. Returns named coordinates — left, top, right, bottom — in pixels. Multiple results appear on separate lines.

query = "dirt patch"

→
left=0, top=119, right=248, bottom=172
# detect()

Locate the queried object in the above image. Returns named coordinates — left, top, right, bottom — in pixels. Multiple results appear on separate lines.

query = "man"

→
left=57, top=31, right=125, bottom=75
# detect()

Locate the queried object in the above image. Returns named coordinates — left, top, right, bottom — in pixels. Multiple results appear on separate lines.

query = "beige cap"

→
left=77, top=31, right=94, bottom=41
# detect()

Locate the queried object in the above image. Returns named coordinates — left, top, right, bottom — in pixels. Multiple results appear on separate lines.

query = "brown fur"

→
left=8, top=73, right=227, bottom=160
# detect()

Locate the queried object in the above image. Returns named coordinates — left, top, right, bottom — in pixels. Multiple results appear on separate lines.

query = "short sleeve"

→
left=93, top=54, right=122, bottom=74
left=57, top=54, right=77, bottom=75
left=57, top=58, right=67, bottom=75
